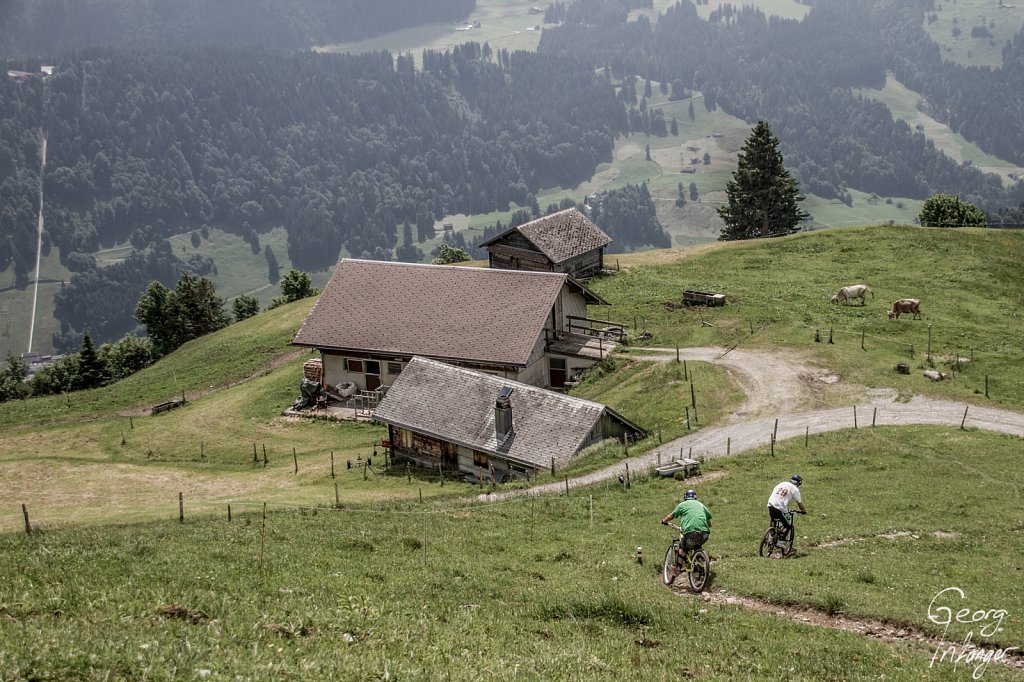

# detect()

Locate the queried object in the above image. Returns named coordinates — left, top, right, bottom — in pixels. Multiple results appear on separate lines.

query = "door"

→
left=549, top=357, right=567, bottom=389
left=364, top=360, right=381, bottom=390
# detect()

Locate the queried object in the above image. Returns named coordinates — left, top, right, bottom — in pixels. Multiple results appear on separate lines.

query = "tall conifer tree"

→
left=717, top=121, right=808, bottom=240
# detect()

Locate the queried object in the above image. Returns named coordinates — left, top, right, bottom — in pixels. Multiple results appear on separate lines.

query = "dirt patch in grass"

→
left=158, top=604, right=209, bottom=624
left=811, top=530, right=961, bottom=549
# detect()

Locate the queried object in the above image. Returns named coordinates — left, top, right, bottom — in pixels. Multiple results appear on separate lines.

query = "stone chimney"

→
left=495, top=387, right=513, bottom=441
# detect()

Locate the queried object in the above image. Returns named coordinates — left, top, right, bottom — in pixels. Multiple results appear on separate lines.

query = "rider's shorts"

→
left=683, top=530, right=710, bottom=550
left=768, top=505, right=793, bottom=528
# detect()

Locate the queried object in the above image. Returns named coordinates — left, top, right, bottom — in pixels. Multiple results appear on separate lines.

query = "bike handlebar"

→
left=663, top=521, right=683, bottom=532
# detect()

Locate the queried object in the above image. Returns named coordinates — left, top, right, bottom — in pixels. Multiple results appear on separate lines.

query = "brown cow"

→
left=887, top=298, right=922, bottom=320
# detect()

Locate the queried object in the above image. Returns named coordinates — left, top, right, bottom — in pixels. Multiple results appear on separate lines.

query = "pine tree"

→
left=717, top=121, right=808, bottom=240
left=77, top=334, right=108, bottom=389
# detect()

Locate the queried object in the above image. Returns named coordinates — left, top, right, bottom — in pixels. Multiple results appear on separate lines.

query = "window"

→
left=473, top=452, right=489, bottom=467
left=387, top=362, right=402, bottom=375
left=365, top=360, right=381, bottom=375
left=346, top=359, right=363, bottom=373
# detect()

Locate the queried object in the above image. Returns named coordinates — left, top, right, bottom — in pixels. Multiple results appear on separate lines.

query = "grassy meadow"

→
left=1, top=426, right=1022, bottom=680
left=2, top=226, right=1024, bottom=678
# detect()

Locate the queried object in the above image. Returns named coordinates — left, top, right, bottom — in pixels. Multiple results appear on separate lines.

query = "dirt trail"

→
left=483, top=347, right=1024, bottom=500
left=674, top=586, right=1024, bottom=672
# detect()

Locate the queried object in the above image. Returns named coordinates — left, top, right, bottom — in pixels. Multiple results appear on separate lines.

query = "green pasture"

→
left=316, top=0, right=546, bottom=63
left=924, top=0, right=1024, bottom=68
left=0, top=249, right=72, bottom=358
left=855, top=73, right=1024, bottom=181
left=1, top=426, right=1021, bottom=680
left=587, top=226, right=1024, bottom=410
left=803, top=188, right=923, bottom=230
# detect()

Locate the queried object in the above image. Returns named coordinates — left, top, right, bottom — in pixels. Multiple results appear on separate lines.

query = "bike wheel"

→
left=662, top=543, right=680, bottom=585
left=688, top=550, right=709, bottom=592
left=758, top=527, right=777, bottom=557
left=782, top=527, right=795, bottom=556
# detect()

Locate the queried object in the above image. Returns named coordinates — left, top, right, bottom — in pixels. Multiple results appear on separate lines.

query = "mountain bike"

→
left=759, top=509, right=806, bottom=558
left=662, top=522, right=710, bottom=592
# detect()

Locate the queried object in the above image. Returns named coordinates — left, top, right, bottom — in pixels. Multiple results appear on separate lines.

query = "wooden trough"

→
left=682, top=289, right=726, bottom=307
left=151, top=398, right=186, bottom=416
left=655, top=458, right=701, bottom=478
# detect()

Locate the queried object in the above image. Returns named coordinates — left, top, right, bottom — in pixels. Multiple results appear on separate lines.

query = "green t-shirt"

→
left=671, top=499, right=712, bottom=534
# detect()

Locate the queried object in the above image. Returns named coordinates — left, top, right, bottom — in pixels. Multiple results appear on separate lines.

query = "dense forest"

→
left=0, top=0, right=475, bottom=56
left=0, top=45, right=635, bottom=349
left=538, top=0, right=1024, bottom=211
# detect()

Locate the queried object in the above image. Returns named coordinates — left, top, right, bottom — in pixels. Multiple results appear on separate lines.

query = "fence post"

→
left=331, top=451, right=335, bottom=479
left=961, top=405, right=969, bottom=430
left=773, top=418, right=778, bottom=442
left=551, top=457, right=555, bottom=476
left=770, top=434, right=775, bottom=457
left=564, top=476, right=569, bottom=496
left=293, top=448, right=298, bottom=474
left=335, top=482, right=340, bottom=507
left=438, top=463, right=444, bottom=487
left=22, top=504, right=30, bottom=535
left=589, top=494, right=593, bottom=529
left=227, top=504, right=232, bottom=522
left=683, top=360, right=688, bottom=381
left=685, top=407, right=691, bottom=430
left=872, top=407, right=877, bottom=427
left=985, top=375, right=989, bottom=399
left=853, top=405, right=858, bottom=429
left=727, top=437, right=730, bottom=456
left=828, top=327, right=833, bottom=344
left=625, top=462, right=630, bottom=488
left=258, top=503, right=267, bottom=583
left=262, top=444, right=268, bottom=467
left=178, top=492, right=184, bottom=523
left=253, top=443, right=258, bottom=464
left=861, top=330, right=865, bottom=350
left=927, top=323, right=932, bottom=361
left=676, top=345, right=680, bottom=362
left=805, top=426, right=809, bottom=447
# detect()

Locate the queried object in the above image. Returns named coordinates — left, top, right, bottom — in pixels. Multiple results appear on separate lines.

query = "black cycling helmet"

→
left=684, top=489, right=697, bottom=500
left=791, top=474, right=803, bottom=486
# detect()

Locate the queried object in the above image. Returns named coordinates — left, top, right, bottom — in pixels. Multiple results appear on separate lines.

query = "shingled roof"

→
left=292, top=260, right=603, bottom=367
left=480, top=208, right=613, bottom=264
left=374, top=357, right=640, bottom=469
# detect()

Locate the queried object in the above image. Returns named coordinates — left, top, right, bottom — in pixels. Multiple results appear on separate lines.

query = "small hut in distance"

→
left=481, top=207, right=613, bottom=279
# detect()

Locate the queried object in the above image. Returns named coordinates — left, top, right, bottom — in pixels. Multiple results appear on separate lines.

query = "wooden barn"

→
left=291, top=259, right=621, bottom=394
left=374, top=357, right=645, bottom=481
left=480, top=207, right=613, bottom=279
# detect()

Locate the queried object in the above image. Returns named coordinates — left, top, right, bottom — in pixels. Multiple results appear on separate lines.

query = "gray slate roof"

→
left=481, top=208, right=613, bottom=264
left=374, top=357, right=635, bottom=469
left=293, top=260, right=577, bottom=366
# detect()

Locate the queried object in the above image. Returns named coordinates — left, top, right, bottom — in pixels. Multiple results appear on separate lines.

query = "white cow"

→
left=831, top=284, right=873, bottom=305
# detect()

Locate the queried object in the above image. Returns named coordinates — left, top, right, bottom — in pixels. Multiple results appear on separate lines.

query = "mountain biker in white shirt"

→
left=767, top=474, right=806, bottom=544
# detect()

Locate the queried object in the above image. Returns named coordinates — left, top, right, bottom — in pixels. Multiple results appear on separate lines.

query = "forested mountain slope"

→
left=0, top=45, right=638, bottom=350
left=0, top=0, right=474, bottom=56
left=538, top=0, right=1024, bottom=211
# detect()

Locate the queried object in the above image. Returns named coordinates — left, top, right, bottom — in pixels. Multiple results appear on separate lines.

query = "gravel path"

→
left=482, top=348, right=1024, bottom=501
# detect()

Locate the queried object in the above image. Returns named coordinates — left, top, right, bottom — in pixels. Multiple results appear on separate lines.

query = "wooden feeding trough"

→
left=682, top=289, right=726, bottom=307
left=655, top=458, right=701, bottom=478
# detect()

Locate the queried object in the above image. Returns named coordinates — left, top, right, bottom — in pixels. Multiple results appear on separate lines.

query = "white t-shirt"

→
left=768, top=481, right=802, bottom=511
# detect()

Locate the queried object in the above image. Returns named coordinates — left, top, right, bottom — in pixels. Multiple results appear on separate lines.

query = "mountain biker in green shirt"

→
left=661, top=489, right=712, bottom=550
